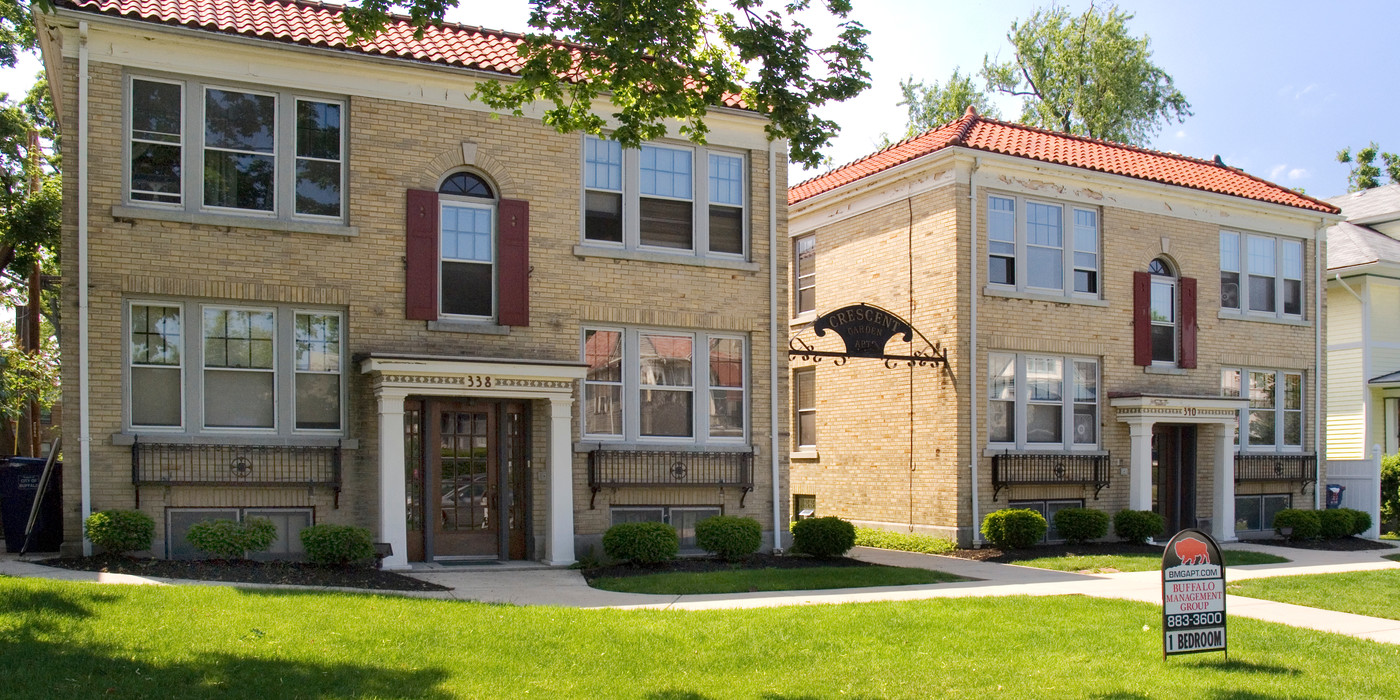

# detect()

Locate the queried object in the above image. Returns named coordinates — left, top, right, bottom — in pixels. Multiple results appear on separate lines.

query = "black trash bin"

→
left=0, top=457, right=63, bottom=553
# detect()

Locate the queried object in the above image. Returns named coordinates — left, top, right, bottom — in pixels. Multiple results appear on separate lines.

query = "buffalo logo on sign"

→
left=1161, top=528, right=1227, bottom=658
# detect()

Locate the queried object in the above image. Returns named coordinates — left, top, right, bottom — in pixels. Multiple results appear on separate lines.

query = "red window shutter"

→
left=404, top=189, right=440, bottom=321
left=1133, top=270, right=1151, bottom=366
left=497, top=198, right=530, bottom=327
left=1179, top=276, right=1198, bottom=369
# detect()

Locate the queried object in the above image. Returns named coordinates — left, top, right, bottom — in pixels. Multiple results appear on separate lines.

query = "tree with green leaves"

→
left=339, top=0, right=870, bottom=168
left=980, top=3, right=1189, bottom=145
left=1337, top=142, right=1400, bottom=192
left=884, top=69, right=999, bottom=144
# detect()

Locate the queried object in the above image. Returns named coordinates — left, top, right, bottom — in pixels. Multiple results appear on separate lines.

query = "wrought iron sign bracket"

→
left=789, top=303, right=949, bottom=369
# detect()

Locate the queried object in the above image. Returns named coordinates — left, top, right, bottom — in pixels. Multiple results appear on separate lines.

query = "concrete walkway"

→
left=4, top=541, right=1399, bottom=645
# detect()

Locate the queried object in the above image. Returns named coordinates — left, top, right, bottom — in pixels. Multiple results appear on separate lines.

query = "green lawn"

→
left=589, top=565, right=962, bottom=594
left=1386, top=553, right=1400, bottom=563
left=1228, top=569, right=1400, bottom=621
left=1014, top=549, right=1288, bottom=573
left=2, top=578, right=1398, bottom=698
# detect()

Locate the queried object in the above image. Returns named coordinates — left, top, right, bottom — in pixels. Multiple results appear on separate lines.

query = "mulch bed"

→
left=1240, top=537, right=1397, bottom=551
left=937, top=542, right=1166, bottom=564
left=40, top=554, right=450, bottom=592
left=581, top=553, right=873, bottom=583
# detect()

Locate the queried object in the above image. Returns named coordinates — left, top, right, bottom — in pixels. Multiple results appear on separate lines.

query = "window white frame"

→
left=609, top=506, right=722, bottom=548
left=793, top=233, right=816, bottom=317
left=201, top=304, right=278, bottom=431
left=986, top=193, right=1100, bottom=299
left=1219, top=230, right=1304, bottom=319
left=166, top=507, right=312, bottom=560
left=123, top=299, right=345, bottom=437
left=1149, top=259, right=1177, bottom=366
left=1221, top=368, right=1304, bottom=451
left=1234, top=493, right=1292, bottom=532
left=438, top=196, right=497, bottom=320
left=1009, top=498, right=1085, bottom=542
left=581, top=135, right=748, bottom=259
left=581, top=326, right=749, bottom=445
left=987, top=352, right=1100, bottom=451
left=794, top=367, right=816, bottom=449
left=129, top=302, right=185, bottom=429
left=125, top=73, right=347, bottom=224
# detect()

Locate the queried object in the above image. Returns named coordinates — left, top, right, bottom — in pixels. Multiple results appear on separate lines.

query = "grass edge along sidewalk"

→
left=3, top=577, right=1397, bottom=698
left=1227, top=568, right=1400, bottom=621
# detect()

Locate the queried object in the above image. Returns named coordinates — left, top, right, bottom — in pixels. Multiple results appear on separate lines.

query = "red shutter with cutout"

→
left=1133, top=270, right=1151, bottom=366
left=497, top=198, right=530, bottom=327
left=1180, top=276, right=1198, bottom=369
left=405, top=189, right=440, bottom=320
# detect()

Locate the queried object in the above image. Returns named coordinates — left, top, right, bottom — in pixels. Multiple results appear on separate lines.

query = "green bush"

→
left=981, top=509, right=1047, bottom=549
left=1053, top=508, right=1110, bottom=545
left=1384, top=453, right=1400, bottom=535
left=603, top=522, right=679, bottom=564
left=300, top=524, right=376, bottom=566
left=1318, top=509, right=1354, bottom=540
left=1113, top=510, right=1165, bottom=544
left=791, top=516, right=856, bottom=557
left=84, top=510, right=154, bottom=555
left=694, top=516, right=762, bottom=561
left=1340, top=507, right=1372, bottom=536
left=187, top=517, right=278, bottom=560
left=854, top=527, right=957, bottom=554
left=1273, top=509, right=1321, bottom=541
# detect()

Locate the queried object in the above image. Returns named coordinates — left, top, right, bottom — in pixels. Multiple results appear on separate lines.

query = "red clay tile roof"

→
left=58, top=0, right=747, bottom=109
left=789, top=109, right=1338, bottom=213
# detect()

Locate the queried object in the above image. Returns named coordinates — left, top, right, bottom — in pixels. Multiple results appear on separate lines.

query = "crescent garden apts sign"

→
left=1161, top=529, right=1228, bottom=658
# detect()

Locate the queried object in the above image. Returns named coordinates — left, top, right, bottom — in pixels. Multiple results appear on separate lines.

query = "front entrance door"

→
left=1152, top=424, right=1197, bottom=533
left=425, top=400, right=529, bottom=560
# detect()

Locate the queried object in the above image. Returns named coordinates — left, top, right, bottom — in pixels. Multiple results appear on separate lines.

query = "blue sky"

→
left=4, top=0, right=1392, bottom=199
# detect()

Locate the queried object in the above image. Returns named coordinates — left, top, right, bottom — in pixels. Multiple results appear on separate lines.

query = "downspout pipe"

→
left=769, top=140, right=782, bottom=551
left=968, top=156, right=982, bottom=546
left=78, top=20, right=92, bottom=555
left=1316, top=229, right=1327, bottom=511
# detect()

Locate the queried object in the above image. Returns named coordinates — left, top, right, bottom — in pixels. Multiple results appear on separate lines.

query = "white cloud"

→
left=1288, top=168, right=1309, bottom=181
left=1174, top=130, right=1187, bottom=140
left=1294, top=84, right=1316, bottom=100
left=1270, top=164, right=1288, bottom=181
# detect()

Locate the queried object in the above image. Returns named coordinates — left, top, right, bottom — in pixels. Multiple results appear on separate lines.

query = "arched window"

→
left=438, top=171, right=497, bottom=318
left=1149, top=258, right=1176, bottom=364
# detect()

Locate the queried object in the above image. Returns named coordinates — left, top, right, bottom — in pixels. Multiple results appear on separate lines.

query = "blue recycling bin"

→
left=0, top=457, right=63, bottom=552
left=1325, top=484, right=1345, bottom=510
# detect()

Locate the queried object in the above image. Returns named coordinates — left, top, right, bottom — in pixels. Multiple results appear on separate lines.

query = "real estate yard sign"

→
left=1161, top=529, right=1227, bottom=659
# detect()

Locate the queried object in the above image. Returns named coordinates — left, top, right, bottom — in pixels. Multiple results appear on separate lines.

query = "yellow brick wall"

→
left=57, top=56, right=790, bottom=557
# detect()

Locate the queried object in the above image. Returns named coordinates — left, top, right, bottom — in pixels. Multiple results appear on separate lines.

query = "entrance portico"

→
left=361, top=354, right=587, bottom=569
left=1111, top=394, right=1249, bottom=542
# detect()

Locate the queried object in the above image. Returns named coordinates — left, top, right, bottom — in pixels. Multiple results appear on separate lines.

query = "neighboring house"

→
left=787, top=108, right=1338, bottom=546
left=40, top=0, right=789, bottom=567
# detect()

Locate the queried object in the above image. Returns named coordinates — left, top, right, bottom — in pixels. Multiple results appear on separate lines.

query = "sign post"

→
left=1161, top=528, right=1228, bottom=659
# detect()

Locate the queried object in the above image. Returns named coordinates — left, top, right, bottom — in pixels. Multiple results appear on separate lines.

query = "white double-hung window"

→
left=582, top=136, right=747, bottom=258
left=1222, top=368, right=1303, bottom=450
left=583, top=327, right=748, bottom=443
left=987, top=194, right=1099, bottom=297
left=1220, top=231, right=1303, bottom=318
left=989, top=353, right=1099, bottom=450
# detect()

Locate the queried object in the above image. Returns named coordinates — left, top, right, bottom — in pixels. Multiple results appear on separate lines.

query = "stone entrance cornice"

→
left=1110, top=394, right=1248, bottom=426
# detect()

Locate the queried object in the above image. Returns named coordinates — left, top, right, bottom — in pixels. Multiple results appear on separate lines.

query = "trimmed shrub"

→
left=187, top=517, right=279, bottom=560
left=1383, top=453, right=1400, bottom=535
left=694, top=516, right=762, bottom=561
left=981, top=509, right=1047, bottom=549
left=603, top=522, right=679, bottom=564
left=84, top=509, right=154, bottom=555
left=1053, top=508, right=1110, bottom=545
left=1273, top=509, right=1321, bottom=541
left=791, top=516, right=856, bottom=558
left=1113, top=510, right=1165, bottom=544
left=1318, top=509, right=1354, bottom=540
left=300, top=524, right=376, bottom=566
left=1340, top=508, right=1372, bottom=536
left=854, top=527, right=957, bottom=555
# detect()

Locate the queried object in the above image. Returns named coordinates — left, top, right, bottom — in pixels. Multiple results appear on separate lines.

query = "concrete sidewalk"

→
left=4, top=540, right=1399, bottom=645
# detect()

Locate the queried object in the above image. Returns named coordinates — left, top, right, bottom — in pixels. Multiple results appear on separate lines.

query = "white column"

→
left=1212, top=422, right=1237, bottom=542
left=546, top=397, right=577, bottom=566
left=1128, top=421, right=1154, bottom=511
left=376, top=390, right=410, bottom=570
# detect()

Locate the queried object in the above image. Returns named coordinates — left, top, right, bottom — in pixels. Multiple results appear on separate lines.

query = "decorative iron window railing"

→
left=1234, top=453, right=1317, bottom=493
left=131, top=439, right=342, bottom=508
left=990, top=452, right=1111, bottom=501
left=587, top=449, right=754, bottom=508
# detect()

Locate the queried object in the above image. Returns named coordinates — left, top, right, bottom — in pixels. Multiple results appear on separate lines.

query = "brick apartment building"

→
left=40, top=0, right=789, bottom=566
left=788, top=109, right=1339, bottom=545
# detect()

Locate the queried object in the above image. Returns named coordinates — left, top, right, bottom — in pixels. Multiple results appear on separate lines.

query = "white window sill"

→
left=573, top=244, right=760, bottom=272
left=791, top=312, right=817, bottom=327
left=1217, top=310, right=1309, bottom=327
left=790, top=450, right=819, bottom=460
left=113, top=205, right=358, bottom=237
left=983, top=447, right=1108, bottom=457
left=115, top=433, right=356, bottom=448
left=982, top=286, right=1108, bottom=307
left=427, top=320, right=510, bottom=335
left=574, top=441, right=756, bottom=454
left=1144, top=365, right=1187, bottom=375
